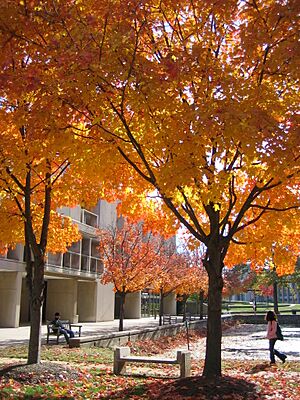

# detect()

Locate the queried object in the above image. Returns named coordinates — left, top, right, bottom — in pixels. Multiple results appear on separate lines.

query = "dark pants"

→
left=60, top=328, right=75, bottom=343
left=269, top=339, right=286, bottom=363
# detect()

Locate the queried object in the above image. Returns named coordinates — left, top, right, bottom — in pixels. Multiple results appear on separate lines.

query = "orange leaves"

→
left=98, top=220, right=165, bottom=293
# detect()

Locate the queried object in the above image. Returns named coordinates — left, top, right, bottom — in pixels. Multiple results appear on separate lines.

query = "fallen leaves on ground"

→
left=1, top=321, right=299, bottom=399
left=1, top=356, right=299, bottom=399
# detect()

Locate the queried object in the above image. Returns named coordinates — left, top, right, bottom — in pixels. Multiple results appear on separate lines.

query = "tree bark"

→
left=182, top=294, right=188, bottom=322
left=203, top=241, right=224, bottom=378
left=159, top=290, right=164, bottom=326
left=24, top=166, right=51, bottom=364
left=27, top=257, right=44, bottom=364
left=199, top=289, right=204, bottom=320
left=273, top=280, right=279, bottom=315
left=119, top=292, right=126, bottom=331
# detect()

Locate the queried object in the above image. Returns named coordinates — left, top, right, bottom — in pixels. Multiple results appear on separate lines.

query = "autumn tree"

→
left=223, top=264, right=257, bottom=299
left=67, top=0, right=299, bottom=378
left=98, top=220, right=163, bottom=331
left=150, top=246, right=206, bottom=326
left=176, top=257, right=208, bottom=322
left=2, top=0, right=299, bottom=379
left=0, top=5, right=107, bottom=363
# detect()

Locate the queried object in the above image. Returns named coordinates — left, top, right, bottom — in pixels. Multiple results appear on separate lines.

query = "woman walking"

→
left=265, top=310, right=287, bottom=364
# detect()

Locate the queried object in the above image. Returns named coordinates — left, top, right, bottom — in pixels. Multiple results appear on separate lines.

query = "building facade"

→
left=0, top=200, right=119, bottom=328
left=0, top=200, right=177, bottom=328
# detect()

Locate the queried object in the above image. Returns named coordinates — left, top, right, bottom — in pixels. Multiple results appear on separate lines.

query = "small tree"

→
left=223, top=264, right=257, bottom=299
left=175, top=249, right=208, bottom=321
left=98, top=220, right=164, bottom=331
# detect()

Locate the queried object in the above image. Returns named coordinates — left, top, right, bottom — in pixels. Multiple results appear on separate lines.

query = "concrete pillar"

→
left=163, top=293, right=177, bottom=315
left=94, top=281, right=115, bottom=322
left=0, top=272, right=22, bottom=327
left=46, top=278, right=78, bottom=323
left=124, top=291, right=141, bottom=319
left=78, top=281, right=97, bottom=322
left=20, top=278, right=30, bottom=323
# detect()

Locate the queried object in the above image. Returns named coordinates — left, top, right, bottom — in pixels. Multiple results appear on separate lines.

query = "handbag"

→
left=276, top=323, right=284, bottom=340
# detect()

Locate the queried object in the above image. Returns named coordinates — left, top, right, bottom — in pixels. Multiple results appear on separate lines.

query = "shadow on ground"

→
left=99, top=375, right=260, bottom=400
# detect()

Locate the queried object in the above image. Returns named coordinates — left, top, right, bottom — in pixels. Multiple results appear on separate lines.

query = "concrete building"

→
left=0, top=200, right=176, bottom=328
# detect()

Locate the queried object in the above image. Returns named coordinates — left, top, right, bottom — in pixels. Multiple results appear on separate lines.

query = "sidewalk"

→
left=0, top=317, right=160, bottom=347
left=1, top=320, right=299, bottom=362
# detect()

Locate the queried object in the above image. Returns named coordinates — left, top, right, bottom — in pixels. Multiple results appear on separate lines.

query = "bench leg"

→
left=113, top=347, right=130, bottom=375
left=177, top=351, right=191, bottom=378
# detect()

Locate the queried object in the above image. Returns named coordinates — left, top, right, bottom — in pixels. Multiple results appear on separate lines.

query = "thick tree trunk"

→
left=203, top=242, right=224, bottom=379
left=119, top=293, right=126, bottom=331
left=24, top=166, right=51, bottom=364
left=27, top=256, right=45, bottom=364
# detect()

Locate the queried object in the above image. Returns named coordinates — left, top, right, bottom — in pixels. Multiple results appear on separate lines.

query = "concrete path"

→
left=0, top=317, right=160, bottom=347
left=1, top=320, right=299, bottom=363
left=191, top=324, right=300, bottom=361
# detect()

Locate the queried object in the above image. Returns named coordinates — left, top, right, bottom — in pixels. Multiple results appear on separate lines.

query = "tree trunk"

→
left=203, top=243, right=224, bottom=379
left=273, top=280, right=279, bottom=315
left=24, top=166, right=51, bottom=364
left=182, top=295, right=188, bottom=322
left=199, top=290, right=204, bottom=320
left=159, top=290, right=164, bottom=326
left=27, top=253, right=45, bottom=364
left=119, top=292, right=126, bottom=331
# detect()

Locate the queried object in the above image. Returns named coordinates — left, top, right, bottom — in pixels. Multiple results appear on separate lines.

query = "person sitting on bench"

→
left=51, top=312, right=75, bottom=344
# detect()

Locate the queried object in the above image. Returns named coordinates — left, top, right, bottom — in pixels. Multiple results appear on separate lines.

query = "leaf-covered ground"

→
left=1, top=323, right=299, bottom=399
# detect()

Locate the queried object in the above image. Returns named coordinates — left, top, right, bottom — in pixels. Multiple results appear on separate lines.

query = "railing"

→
left=81, top=254, right=103, bottom=274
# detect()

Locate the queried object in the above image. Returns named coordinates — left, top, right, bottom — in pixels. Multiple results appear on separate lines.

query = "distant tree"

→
left=223, top=264, right=256, bottom=298
left=98, top=220, right=164, bottom=331
left=176, top=255, right=208, bottom=322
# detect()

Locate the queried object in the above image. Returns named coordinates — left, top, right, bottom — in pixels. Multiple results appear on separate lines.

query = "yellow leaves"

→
left=0, top=0, right=299, bottom=284
left=213, top=204, right=220, bottom=212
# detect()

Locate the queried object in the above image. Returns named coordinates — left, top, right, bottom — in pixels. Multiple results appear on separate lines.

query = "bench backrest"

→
left=47, top=320, right=70, bottom=333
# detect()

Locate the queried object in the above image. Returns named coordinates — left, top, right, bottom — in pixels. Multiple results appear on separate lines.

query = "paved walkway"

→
left=0, top=317, right=160, bottom=347
left=1, top=319, right=299, bottom=362
left=192, top=324, right=300, bottom=361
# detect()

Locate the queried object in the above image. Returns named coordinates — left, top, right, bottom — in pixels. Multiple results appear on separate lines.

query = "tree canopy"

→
left=0, top=0, right=299, bottom=378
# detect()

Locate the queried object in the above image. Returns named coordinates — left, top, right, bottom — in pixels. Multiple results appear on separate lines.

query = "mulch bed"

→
left=0, top=361, right=81, bottom=384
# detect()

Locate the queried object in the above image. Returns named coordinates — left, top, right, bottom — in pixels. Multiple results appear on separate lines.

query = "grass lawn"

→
left=222, top=301, right=300, bottom=314
left=1, top=328, right=300, bottom=399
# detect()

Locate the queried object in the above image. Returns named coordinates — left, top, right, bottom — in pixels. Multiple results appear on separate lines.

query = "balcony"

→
left=75, top=209, right=99, bottom=236
left=46, top=251, right=102, bottom=277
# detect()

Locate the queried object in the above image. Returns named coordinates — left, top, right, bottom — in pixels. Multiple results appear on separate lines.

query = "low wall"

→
left=228, top=313, right=300, bottom=326
left=69, top=318, right=208, bottom=349
left=69, top=313, right=300, bottom=349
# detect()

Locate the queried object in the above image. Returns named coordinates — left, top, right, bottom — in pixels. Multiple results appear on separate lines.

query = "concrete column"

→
left=46, top=278, right=78, bottom=323
left=124, top=291, right=141, bottom=319
left=20, top=278, right=30, bottom=323
left=163, top=293, right=177, bottom=315
left=0, top=272, right=22, bottom=327
left=93, top=281, right=115, bottom=322
left=78, top=281, right=97, bottom=322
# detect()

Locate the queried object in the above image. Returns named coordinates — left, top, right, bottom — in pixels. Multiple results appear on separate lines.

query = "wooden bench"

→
left=113, top=346, right=191, bottom=378
left=163, top=314, right=178, bottom=325
left=46, top=320, right=82, bottom=344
